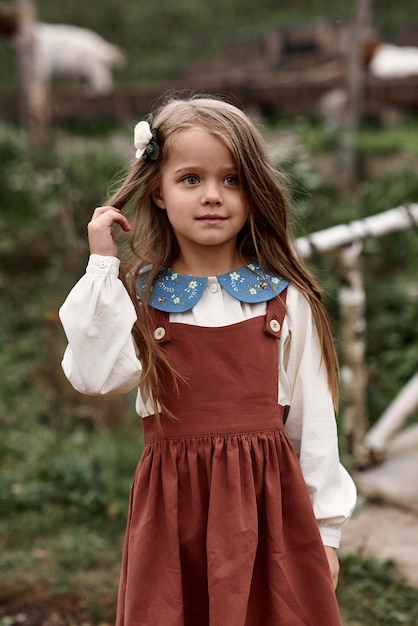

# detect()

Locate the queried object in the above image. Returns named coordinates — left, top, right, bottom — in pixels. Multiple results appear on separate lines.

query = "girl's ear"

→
left=152, top=188, right=166, bottom=210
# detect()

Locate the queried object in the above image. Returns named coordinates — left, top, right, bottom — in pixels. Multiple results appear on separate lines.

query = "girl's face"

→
left=153, top=127, right=247, bottom=273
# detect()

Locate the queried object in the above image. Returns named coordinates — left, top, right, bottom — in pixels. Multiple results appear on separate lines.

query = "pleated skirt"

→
left=116, top=412, right=342, bottom=626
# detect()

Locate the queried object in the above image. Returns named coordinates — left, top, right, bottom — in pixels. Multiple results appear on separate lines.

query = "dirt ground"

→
left=0, top=592, right=101, bottom=626
left=0, top=589, right=114, bottom=626
left=340, top=425, right=418, bottom=587
left=340, top=501, right=418, bottom=587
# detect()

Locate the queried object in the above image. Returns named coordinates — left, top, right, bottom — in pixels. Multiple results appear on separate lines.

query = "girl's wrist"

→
left=87, top=254, right=121, bottom=275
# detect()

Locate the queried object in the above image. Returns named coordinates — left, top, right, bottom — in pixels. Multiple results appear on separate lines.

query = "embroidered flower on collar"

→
left=134, top=119, right=159, bottom=162
left=137, top=263, right=289, bottom=313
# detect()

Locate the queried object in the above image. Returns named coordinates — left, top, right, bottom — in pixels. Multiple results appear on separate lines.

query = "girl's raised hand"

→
left=87, top=206, right=131, bottom=258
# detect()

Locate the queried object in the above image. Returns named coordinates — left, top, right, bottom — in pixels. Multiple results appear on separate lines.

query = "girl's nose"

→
left=201, top=183, right=222, bottom=206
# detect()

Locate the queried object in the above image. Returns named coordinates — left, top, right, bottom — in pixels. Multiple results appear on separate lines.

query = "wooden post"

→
left=341, top=0, right=373, bottom=188
left=364, top=373, right=418, bottom=457
left=338, top=242, right=369, bottom=463
left=15, top=0, right=51, bottom=148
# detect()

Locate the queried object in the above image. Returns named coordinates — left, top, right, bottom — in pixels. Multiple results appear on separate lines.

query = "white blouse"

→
left=60, top=254, right=357, bottom=548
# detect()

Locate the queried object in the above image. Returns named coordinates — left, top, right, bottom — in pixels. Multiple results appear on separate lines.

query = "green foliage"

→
left=0, top=126, right=130, bottom=464
left=282, top=120, right=418, bottom=425
left=357, top=124, right=418, bottom=156
left=338, top=556, right=418, bottom=626
left=0, top=412, right=139, bottom=617
left=0, top=421, right=139, bottom=520
left=0, top=125, right=139, bottom=618
left=301, top=118, right=418, bottom=157
left=366, top=272, right=418, bottom=418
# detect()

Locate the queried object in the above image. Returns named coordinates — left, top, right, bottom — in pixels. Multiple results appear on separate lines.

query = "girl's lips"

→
left=197, top=214, right=226, bottom=223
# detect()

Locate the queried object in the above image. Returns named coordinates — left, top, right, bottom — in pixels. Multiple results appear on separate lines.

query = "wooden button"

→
left=154, top=327, right=166, bottom=340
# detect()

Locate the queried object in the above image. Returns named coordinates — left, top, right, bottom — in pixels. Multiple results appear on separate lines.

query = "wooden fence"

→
left=295, top=203, right=418, bottom=463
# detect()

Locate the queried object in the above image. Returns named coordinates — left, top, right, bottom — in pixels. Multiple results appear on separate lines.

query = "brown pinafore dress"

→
left=116, top=292, right=343, bottom=626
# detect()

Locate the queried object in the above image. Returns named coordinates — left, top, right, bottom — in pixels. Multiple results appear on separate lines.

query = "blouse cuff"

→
left=318, top=526, right=341, bottom=549
left=87, top=254, right=120, bottom=276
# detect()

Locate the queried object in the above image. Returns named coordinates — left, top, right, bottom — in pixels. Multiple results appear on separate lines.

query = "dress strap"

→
left=150, top=308, right=171, bottom=345
left=150, top=289, right=288, bottom=344
left=264, top=288, right=287, bottom=339
left=265, top=289, right=290, bottom=423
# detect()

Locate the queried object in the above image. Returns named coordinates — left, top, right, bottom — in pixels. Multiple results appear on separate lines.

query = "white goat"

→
left=32, top=22, right=125, bottom=93
left=369, top=43, right=418, bottom=79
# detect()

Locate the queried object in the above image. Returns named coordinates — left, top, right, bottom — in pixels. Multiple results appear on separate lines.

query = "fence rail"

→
left=295, top=204, right=418, bottom=463
left=295, top=203, right=418, bottom=258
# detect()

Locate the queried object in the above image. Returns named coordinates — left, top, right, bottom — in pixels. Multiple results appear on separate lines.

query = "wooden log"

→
left=364, top=373, right=418, bottom=454
left=295, top=203, right=418, bottom=258
left=340, top=0, right=373, bottom=187
left=15, top=0, right=51, bottom=148
left=338, top=242, right=368, bottom=460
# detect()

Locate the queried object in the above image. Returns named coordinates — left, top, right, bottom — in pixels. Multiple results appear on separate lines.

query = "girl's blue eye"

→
left=224, top=175, right=239, bottom=186
left=183, top=175, right=199, bottom=185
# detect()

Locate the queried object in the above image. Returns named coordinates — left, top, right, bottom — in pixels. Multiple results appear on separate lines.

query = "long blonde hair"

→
left=107, top=94, right=339, bottom=414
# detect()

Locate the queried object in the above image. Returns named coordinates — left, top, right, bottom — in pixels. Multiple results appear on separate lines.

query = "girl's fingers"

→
left=89, top=206, right=131, bottom=231
left=91, top=205, right=121, bottom=218
left=88, top=206, right=131, bottom=257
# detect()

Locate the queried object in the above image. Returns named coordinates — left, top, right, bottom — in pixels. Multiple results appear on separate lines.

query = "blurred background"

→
left=1, top=1, right=418, bottom=624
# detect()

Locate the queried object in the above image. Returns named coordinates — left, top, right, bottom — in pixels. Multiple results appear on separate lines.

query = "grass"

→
left=339, top=556, right=418, bottom=626
left=296, top=115, right=418, bottom=157
left=357, top=119, right=418, bottom=156
left=0, top=420, right=140, bottom=624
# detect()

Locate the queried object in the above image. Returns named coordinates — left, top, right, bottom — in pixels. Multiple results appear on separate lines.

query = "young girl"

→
left=60, top=94, right=356, bottom=626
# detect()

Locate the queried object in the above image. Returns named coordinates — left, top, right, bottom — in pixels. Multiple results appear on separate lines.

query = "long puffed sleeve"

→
left=59, top=254, right=141, bottom=395
left=280, top=287, right=357, bottom=548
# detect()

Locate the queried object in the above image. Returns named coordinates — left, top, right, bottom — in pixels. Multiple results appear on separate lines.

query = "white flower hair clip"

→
left=134, top=118, right=159, bottom=162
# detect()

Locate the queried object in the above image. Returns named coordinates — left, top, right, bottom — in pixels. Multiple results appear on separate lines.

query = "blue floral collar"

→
left=138, top=263, right=289, bottom=313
